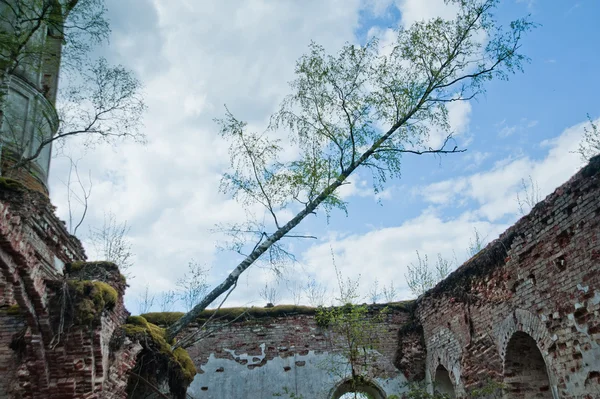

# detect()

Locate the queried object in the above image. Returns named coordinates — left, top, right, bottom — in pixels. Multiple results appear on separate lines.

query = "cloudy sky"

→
left=48, top=0, right=600, bottom=313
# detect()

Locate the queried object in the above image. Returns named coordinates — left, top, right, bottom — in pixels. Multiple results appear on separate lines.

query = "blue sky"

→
left=48, top=0, right=600, bottom=313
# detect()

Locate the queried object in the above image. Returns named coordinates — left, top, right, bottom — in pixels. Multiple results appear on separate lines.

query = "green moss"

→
left=70, top=280, right=117, bottom=309
left=0, top=304, right=21, bottom=316
left=141, top=312, right=185, bottom=326
left=386, top=300, right=416, bottom=312
left=66, top=260, right=120, bottom=274
left=145, top=303, right=412, bottom=328
left=0, top=177, right=25, bottom=192
left=67, top=261, right=85, bottom=272
left=196, top=304, right=318, bottom=323
left=127, top=315, right=149, bottom=327
left=66, top=261, right=126, bottom=288
left=122, top=324, right=147, bottom=336
left=7, top=304, right=20, bottom=315
left=68, top=280, right=118, bottom=324
left=121, top=317, right=197, bottom=387
left=173, top=347, right=197, bottom=383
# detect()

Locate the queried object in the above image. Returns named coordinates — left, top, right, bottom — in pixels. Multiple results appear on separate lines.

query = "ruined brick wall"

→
left=0, top=309, right=25, bottom=396
left=182, top=305, right=410, bottom=398
left=1, top=154, right=599, bottom=398
left=0, top=181, right=142, bottom=398
left=179, top=157, right=600, bottom=399
left=415, top=156, right=600, bottom=398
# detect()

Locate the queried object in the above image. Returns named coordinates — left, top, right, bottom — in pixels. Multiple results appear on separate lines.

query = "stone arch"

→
left=330, top=377, right=386, bottom=399
left=433, top=364, right=455, bottom=398
left=503, top=331, right=553, bottom=398
left=495, top=309, right=558, bottom=398
left=426, top=327, right=464, bottom=396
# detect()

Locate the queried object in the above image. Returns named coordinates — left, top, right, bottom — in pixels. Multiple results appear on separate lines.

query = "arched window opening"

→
left=332, top=378, right=385, bottom=399
left=504, top=331, right=552, bottom=398
left=338, top=393, right=371, bottom=399
left=434, top=365, right=455, bottom=398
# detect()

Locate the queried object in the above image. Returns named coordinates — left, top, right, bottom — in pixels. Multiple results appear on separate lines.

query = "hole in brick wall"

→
left=554, top=255, right=566, bottom=272
left=434, top=365, right=455, bottom=398
left=504, top=332, right=553, bottom=398
left=511, top=279, right=521, bottom=293
left=584, top=371, right=600, bottom=395
left=556, top=230, right=571, bottom=248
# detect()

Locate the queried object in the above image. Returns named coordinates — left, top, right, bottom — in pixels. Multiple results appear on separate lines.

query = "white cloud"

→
left=395, top=0, right=460, bottom=26
left=49, top=0, right=391, bottom=311
left=416, top=119, right=590, bottom=221
left=300, top=210, right=504, bottom=303
left=44, top=0, right=594, bottom=313
left=496, top=117, right=539, bottom=138
left=296, top=118, right=592, bottom=303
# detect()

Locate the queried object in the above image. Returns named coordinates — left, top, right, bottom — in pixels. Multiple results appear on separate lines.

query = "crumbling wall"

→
left=0, top=180, right=142, bottom=398
left=1, top=153, right=599, bottom=398
left=0, top=304, right=25, bottom=396
left=173, top=304, right=411, bottom=398
left=416, top=155, right=600, bottom=398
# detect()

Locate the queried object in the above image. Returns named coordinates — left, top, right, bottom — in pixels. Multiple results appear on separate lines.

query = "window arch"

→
left=331, top=378, right=386, bottom=399
left=504, top=331, right=552, bottom=398
left=434, top=365, right=455, bottom=398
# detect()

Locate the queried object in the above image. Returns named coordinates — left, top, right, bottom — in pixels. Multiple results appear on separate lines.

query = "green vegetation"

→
left=0, top=304, right=21, bottom=316
left=173, top=347, right=197, bottom=383
left=0, top=177, right=24, bottom=192
left=165, top=0, right=533, bottom=341
left=121, top=315, right=196, bottom=386
left=66, top=261, right=127, bottom=284
left=66, top=260, right=120, bottom=274
left=316, top=304, right=389, bottom=388
left=143, top=305, right=318, bottom=326
left=142, top=303, right=413, bottom=328
left=68, top=280, right=117, bottom=324
left=140, top=312, right=185, bottom=326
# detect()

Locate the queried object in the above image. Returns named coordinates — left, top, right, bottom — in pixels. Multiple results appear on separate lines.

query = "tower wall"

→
left=0, top=0, right=66, bottom=194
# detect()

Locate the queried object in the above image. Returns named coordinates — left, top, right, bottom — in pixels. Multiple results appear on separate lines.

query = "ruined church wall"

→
left=185, top=308, right=410, bottom=398
left=0, top=310, right=25, bottom=397
left=416, top=157, right=600, bottom=398
left=0, top=182, right=142, bottom=398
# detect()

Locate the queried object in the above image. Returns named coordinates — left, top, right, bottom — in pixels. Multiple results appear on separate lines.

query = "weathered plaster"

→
left=188, top=350, right=407, bottom=399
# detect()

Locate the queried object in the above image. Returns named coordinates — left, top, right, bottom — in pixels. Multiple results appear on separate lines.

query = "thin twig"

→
left=175, top=280, right=239, bottom=350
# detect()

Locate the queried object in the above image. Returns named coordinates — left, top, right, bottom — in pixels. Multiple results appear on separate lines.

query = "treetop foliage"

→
left=168, top=0, right=534, bottom=340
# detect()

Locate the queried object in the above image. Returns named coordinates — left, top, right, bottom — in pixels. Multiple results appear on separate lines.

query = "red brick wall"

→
left=416, top=156, right=600, bottom=398
left=0, top=182, right=141, bottom=398
left=186, top=306, right=409, bottom=377
left=1, top=154, right=49, bottom=195
left=0, top=311, right=25, bottom=397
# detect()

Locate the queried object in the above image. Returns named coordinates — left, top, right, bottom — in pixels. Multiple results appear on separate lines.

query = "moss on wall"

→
left=0, top=177, right=25, bottom=192
left=122, top=315, right=196, bottom=399
left=142, top=302, right=414, bottom=327
left=67, top=280, right=118, bottom=324
left=140, top=312, right=185, bottom=326
left=66, top=261, right=126, bottom=284
left=0, top=304, right=21, bottom=316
